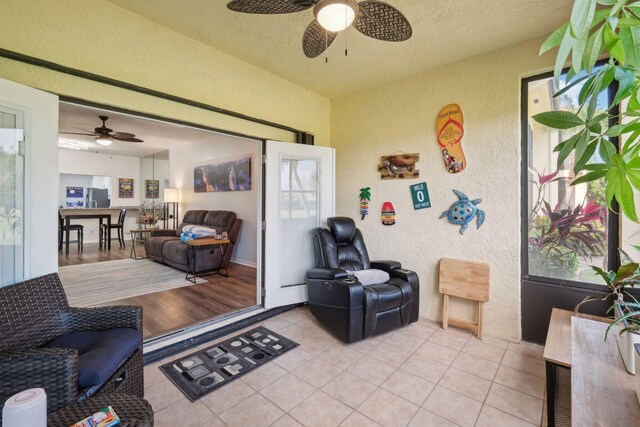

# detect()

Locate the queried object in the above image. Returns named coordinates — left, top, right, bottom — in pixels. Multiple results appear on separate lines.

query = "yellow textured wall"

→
left=0, top=0, right=330, bottom=145
left=331, top=37, right=555, bottom=342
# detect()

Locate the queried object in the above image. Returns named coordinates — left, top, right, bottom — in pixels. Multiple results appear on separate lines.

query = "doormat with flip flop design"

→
left=160, top=327, right=298, bottom=401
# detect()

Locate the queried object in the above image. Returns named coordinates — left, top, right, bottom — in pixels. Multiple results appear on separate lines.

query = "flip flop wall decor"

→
left=436, top=104, right=467, bottom=173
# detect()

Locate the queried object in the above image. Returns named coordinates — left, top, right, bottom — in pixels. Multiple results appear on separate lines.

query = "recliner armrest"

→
left=306, top=268, right=349, bottom=280
left=371, top=260, right=402, bottom=271
left=0, top=348, right=79, bottom=413
left=150, top=229, right=177, bottom=237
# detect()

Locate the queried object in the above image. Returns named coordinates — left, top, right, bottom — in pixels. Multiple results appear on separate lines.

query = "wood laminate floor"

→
left=59, top=242, right=258, bottom=339
left=59, top=241, right=135, bottom=267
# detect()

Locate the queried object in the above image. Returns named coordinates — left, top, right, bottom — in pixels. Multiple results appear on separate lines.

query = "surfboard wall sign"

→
left=359, top=187, right=371, bottom=220
left=377, top=153, right=419, bottom=179
left=436, top=104, right=467, bottom=173
left=382, top=202, right=396, bottom=225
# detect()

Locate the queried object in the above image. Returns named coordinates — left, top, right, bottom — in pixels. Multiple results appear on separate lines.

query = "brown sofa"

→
left=144, top=210, right=242, bottom=273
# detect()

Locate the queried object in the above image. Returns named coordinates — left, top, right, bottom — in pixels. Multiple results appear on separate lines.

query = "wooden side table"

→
left=130, top=229, right=152, bottom=260
left=48, top=393, right=153, bottom=426
left=439, top=258, right=490, bottom=339
left=572, top=316, right=640, bottom=425
left=543, top=308, right=611, bottom=426
left=185, top=237, right=231, bottom=283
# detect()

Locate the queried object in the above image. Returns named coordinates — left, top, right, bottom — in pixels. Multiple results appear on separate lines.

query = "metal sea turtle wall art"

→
left=439, top=189, right=485, bottom=235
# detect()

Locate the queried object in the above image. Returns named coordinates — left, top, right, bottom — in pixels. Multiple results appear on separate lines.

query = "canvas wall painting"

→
left=194, top=153, right=252, bottom=193
left=146, top=180, right=159, bottom=199
left=119, top=178, right=134, bottom=198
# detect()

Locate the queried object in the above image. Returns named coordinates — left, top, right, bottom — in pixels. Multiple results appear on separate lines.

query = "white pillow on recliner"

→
left=347, top=269, right=390, bottom=286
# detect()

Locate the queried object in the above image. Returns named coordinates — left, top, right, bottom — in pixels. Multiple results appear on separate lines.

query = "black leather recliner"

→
left=306, top=217, right=419, bottom=343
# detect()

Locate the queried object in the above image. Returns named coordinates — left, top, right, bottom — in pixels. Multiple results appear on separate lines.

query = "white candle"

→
left=2, top=388, right=47, bottom=427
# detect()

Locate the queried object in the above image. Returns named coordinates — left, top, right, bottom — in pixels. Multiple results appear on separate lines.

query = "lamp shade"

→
left=313, top=0, right=358, bottom=32
left=164, top=188, right=178, bottom=203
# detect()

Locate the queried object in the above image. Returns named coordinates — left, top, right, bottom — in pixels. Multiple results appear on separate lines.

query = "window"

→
left=524, top=70, right=617, bottom=285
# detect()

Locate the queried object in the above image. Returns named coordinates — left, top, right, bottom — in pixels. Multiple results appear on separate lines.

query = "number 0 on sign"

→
left=411, top=182, right=431, bottom=210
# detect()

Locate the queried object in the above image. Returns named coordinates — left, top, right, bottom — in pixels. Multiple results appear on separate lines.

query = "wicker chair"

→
left=0, top=273, right=144, bottom=422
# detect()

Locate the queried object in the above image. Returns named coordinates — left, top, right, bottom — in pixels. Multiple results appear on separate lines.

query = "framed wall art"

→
left=119, top=178, right=134, bottom=198
left=194, top=153, right=252, bottom=193
left=146, top=180, right=159, bottom=199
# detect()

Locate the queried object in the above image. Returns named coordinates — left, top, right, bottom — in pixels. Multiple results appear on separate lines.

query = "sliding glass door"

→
left=0, top=106, right=25, bottom=286
left=521, top=69, right=620, bottom=343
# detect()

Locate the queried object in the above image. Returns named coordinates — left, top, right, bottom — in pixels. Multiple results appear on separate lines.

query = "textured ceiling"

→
left=108, top=0, right=573, bottom=98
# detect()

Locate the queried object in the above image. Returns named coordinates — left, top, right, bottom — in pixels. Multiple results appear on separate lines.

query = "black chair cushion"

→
left=366, top=283, right=404, bottom=311
left=328, top=217, right=356, bottom=244
left=43, top=328, right=141, bottom=388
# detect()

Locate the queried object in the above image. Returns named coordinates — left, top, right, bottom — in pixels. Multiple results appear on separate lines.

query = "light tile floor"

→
left=144, top=306, right=546, bottom=427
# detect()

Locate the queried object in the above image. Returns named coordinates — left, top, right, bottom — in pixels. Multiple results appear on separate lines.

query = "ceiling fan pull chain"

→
left=344, top=0, right=348, bottom=57
left=345, top=24, right=348, bottom=57
left=325, top=30, right=329, bottom=63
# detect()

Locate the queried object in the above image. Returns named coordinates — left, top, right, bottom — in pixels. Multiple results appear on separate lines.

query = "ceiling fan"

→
left=227, top=0, right=412, bottom=58
left=60, top=115, right=144, bottom=146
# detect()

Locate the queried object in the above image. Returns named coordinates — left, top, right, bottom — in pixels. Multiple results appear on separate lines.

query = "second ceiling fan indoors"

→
left=60, top=115, right=144, bottom=146
left=227, top=0, right=412, bottom=58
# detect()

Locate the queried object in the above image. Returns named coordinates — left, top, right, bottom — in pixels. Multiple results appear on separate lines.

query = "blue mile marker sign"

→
left=410, top=182, right=431, bottom=210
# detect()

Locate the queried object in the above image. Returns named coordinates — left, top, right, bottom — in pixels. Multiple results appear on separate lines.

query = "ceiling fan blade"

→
left=112, top=132, right=143, bottom=143
left=353, top=1, right=412, bottom=42
left=302, top=20, right=338, bottom=58
left=59, top=132, right=96, bottom=136
left=113, top=137, right=144, bottom=143
left=227, top=0, right=316, bottom=14
left=112, top=132, right=136, bottom=139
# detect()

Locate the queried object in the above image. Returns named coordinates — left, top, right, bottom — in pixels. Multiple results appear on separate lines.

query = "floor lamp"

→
left=163, top=188, right=179, bottom=230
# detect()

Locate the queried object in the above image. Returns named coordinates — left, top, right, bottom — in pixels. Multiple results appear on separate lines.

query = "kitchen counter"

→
left=59, top=206, right=140, bottom=211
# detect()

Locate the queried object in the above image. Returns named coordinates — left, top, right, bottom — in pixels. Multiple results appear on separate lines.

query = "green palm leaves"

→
left=535, top=0, right=640, bottom=222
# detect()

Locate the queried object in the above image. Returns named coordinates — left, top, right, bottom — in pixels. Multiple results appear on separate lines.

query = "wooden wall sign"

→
left=378, top=153, right=419, bottom=179
left=436, top=104, right=467, bottom=173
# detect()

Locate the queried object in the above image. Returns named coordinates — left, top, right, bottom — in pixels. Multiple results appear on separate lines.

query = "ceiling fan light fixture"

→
left=95, top=135, right=113, bottom=146
left=313, top=0, right=357, bottom=32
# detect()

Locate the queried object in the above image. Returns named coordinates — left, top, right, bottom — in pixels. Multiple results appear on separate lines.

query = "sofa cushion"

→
left=176, top=210, right=208, bottom=237
left=204, top=211, right=237, bottom=232
left=145, top=236, right=178, bottom=258
left=162, top=239, right=189, bottom=266
left=43, top=328, right=141, bottom=388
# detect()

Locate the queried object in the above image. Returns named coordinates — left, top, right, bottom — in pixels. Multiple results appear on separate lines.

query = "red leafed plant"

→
left=532, top=199, right=605, bottom=259
left=528, top=169, right=606, bottom=279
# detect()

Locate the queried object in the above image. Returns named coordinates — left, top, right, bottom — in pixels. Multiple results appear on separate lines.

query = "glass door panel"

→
left=279, top=159, right=319, bottom=288
left=526, top=75, right=610, bottom=284
left=0, top=107, right=25, bottom=286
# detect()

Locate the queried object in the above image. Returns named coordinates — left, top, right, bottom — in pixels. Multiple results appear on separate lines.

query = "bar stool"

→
left=58, top=212, right=84, bottom=252
left=100, top=208, right=127, bottom=248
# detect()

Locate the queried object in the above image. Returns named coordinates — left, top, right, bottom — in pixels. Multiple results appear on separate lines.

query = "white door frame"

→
left=0, top=78, right=59, bottom=280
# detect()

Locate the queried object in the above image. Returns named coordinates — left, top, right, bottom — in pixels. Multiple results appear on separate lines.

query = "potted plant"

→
left=576, top=260, right=640, bottom=373
left=536, top=0, right=640, bottom=341
left=605, top=296, right=640, bottom=403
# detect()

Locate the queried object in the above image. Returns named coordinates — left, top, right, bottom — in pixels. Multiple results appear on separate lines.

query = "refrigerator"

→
left=86, top=188, right=110, bottom=208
